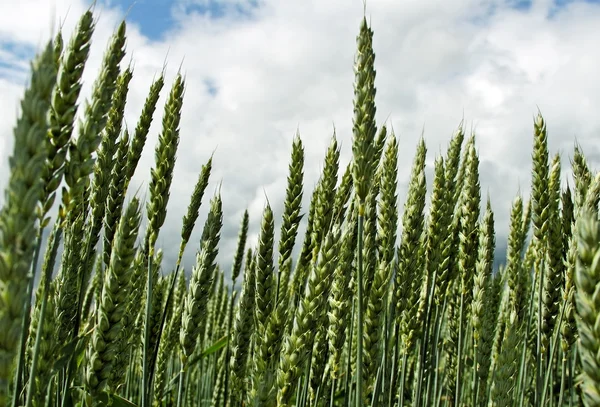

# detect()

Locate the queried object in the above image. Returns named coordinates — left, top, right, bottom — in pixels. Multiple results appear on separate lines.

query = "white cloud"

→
left=1, top=0, right=599, bottom=275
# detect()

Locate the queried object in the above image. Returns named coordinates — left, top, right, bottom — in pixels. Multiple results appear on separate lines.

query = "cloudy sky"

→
left=1, top=0, right=599, bottom=277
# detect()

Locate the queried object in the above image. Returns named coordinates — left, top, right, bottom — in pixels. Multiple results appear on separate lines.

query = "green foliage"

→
left=1, top=7, right=598, bottom=407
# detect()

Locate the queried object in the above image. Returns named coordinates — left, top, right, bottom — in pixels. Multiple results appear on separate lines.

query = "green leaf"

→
left=53, top=337, right=79, bottom=373
left=53, top=328, right=93, bottom=373
left=163, top=336, right=229, bottom=395
left=98, top=392, right=139, bottom=407
left=188, top=335, right=228, bottom=367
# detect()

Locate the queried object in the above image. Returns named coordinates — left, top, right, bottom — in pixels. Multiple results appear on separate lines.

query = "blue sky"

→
left=109, top=0, right=600, bottom=41
left=1, top=0, right=598, bottom=78
left=114, top=0, right=260, bottom=40
left=508, top=0, right=600, bottom=15
left=120, top=0, right=175, bottom=38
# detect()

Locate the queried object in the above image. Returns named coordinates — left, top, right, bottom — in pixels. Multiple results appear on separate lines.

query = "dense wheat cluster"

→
left=1, top=6, right=600, bottom=407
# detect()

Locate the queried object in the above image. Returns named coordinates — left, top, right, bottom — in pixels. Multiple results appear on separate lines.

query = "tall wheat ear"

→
left=575, top=211, right=600, bottom=407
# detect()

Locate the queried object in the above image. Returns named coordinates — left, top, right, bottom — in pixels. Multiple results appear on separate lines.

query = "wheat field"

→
left=1, top=5, right=599, bottom=407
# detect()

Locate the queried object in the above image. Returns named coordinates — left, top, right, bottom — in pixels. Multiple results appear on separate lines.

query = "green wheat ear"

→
left=180, top=193, right=222, bottom=360
left=275, top=134, right=304, bottom=303
left=352, top=16, right=377, bottom=207
left=0, top=36, right=58, bottom=399
left=395, top=137, right=427, bottom=352
left=42, top=11, right=94, bottom=225
left=351, top=14, right=378, bottom=407
left=3, top=6, right=600, bottom=407
left=229, top=249, right=256, bottom=404
left=85, top=197, right=142, bottom=395
left=575, top=212, right=600, bottom=407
